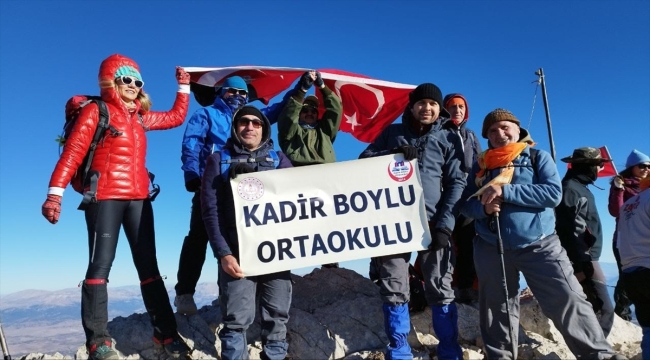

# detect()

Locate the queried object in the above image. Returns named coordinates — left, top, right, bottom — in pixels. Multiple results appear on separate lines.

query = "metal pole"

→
left=0, top=322, right=11, bottom=360
left=535, top=68, right=557, bottom=162
left=494, top=212, right=516, bottom=358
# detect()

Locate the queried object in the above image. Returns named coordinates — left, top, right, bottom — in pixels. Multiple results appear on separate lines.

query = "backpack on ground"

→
left=219, top=148, right=280, bottom=180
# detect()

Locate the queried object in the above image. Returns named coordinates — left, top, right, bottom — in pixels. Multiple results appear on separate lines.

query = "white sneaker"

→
left=174, top=294, right=198, bottom=315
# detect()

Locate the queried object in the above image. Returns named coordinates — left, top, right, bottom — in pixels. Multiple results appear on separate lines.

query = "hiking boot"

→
left=174, top=294, right=198, bottom=315
left=155, top=336, right=190, bottom=359
left=88, top=341, right=119, bottom=360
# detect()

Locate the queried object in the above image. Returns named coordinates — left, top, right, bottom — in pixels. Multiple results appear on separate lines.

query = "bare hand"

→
left=221, top=255, right=244, bottom=278
left=484, top=202, right=501, bottom=215
left=479, top=184, right=503, bottom=206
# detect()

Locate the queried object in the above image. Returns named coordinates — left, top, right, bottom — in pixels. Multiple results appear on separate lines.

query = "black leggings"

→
left=84, top=199, right=161, bottom=281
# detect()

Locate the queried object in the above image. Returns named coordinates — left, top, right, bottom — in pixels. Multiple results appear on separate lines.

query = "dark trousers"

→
left=452, top=217, right=476, bottom=289
left=622, top=267, right=650, bottom=326
left=175, top=192, right=209, bottom=296
left=612, top=239, right=633, bottom=320
left=83, top=199, right=177, bottom=346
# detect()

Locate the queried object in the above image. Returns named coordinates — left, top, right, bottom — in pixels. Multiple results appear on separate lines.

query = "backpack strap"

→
left=78, top=100, right=110, bottom=210
left=529, top=148, right=539, bottom=180
left=219, top=149, right=280, bottom=180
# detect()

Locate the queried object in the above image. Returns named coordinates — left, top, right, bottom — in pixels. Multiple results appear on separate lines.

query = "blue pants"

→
left=218, top=266, right=291, bottom=360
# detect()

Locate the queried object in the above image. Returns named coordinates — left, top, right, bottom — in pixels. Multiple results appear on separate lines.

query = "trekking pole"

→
left=493, top=212, right=516, bottom=358
left=0, top=321, right=11, bottom=360
left=534, top=68, right=556, bottom=162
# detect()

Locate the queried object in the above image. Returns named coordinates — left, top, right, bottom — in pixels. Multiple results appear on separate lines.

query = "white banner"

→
left=231, top=154, right=431, bottom=276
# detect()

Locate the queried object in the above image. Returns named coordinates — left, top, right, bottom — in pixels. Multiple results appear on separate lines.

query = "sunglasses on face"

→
left=117, top=76, right=144, bottom=88
left=638, top=164, right=650, bottom=170
left=237, top=118, right=263, bottom=129
left=301, top=107, right=318, bottom=114
left=226, top=88, right=248, bottom=97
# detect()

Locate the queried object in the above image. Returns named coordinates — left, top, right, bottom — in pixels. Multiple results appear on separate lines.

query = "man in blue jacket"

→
left=201, top=105, right=293, bottom=360
left=460, top=109, right=623, bottom=359
left=360, top=83, right=466, bottom=360
left=175, top=76, right=289, bottom=314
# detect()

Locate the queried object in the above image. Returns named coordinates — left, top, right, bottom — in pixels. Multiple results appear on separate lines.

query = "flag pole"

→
left=535, top=68, right=557, bottom=162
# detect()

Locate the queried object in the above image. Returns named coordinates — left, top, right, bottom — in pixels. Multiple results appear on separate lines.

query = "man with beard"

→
left=360, top=83, right=466, bottom=360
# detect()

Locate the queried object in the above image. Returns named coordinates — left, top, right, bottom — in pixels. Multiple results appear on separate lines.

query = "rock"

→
left=16, top=272, right=643, bottom=360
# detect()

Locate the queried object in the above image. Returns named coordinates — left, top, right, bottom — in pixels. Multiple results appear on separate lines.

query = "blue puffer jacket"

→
left=359, top=113, right=466, bottom=232
left=181, top=93, right=291, bottom=183
left=460, top=145, right=562, bottom=249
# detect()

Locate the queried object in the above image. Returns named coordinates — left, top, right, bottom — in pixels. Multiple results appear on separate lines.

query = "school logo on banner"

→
left=388, top=156, right=414, bottom=182
left=237, top=177, right=265, bottom=201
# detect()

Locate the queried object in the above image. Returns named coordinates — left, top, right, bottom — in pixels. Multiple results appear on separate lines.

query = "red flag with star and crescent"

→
left=184, top=66, right=416, bottom=143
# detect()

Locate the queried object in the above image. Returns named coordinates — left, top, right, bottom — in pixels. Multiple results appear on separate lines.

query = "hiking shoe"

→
left=156, top=337, right=190, bottom=359
left=174, top=294, right=198, bottom=315
left=88, top=341, right=119, bottom=360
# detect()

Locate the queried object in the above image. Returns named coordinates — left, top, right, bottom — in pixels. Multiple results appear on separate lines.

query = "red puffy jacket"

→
left=48, top=54, right=189, bottom=200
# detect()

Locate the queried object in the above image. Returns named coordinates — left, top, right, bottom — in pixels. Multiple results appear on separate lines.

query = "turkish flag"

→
left=319, top=70, right=416, bottom=143
left=185, top=66, right=309, bottom=106
left=566, top=146, right=618, bottom=177
left=185, top=66, right=416, bottom=143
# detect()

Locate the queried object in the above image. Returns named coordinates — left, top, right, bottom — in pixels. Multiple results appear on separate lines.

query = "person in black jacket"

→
left=201, top=105, right=293, bottom=360
left=556, top=147, right=615, bottom=338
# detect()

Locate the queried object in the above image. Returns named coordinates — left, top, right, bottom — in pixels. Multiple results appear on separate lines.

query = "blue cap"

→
left=625, top=149, right=650, bottom=170
left=114, top=66, right=142, bottom=81
left=222, top=76, right=247, bottom=90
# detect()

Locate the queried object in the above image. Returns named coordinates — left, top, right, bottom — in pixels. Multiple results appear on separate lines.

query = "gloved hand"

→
left=185, top=178, right=201, bottom=193
left=429, top=227, right=451, bottom=252
left=229, top=163, right=255, bottom=179
left=298, top=71, right=315, bottom=92
left=613, top=175, right=624, bottom=190
left=391, top=145, right=418, bottom=161
left=314, top=71, right=324, bottom=88
left=176, top=66, right=191, bottom=85
left=42, top=194, right=62, bottom=224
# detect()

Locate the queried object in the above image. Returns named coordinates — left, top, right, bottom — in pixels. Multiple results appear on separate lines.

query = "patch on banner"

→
left=237, top=177, right=265, bottom=201
left=387, top=157, right=414, bottom=182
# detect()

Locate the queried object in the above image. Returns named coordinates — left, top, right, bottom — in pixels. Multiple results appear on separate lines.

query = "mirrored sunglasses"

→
left=117, top=76, right=144, bottom=88
left=237, top=118, right=263, bottom=129
left=226, top=88, right=248, bottom=96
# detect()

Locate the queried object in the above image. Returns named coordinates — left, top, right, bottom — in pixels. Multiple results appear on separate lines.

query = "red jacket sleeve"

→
left=48, top=104, right=99, bottom=190
left=141, top=92, right=189, bottom=131
left=608, top=184, right=624, bottom=218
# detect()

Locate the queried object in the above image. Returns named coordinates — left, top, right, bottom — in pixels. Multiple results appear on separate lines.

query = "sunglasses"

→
left=117, top=76, right=144, bottom=88
left=301, top=107, right=318, bottom=114
left=637, top=164, right=650, bottom=170
left=226, top=88, right=248, bottom=96
left=237, top=118, right=263, bottom=129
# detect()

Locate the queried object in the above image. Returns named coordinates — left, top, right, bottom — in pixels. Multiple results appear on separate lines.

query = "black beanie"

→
left=409, top=83, right=450, bottom=117
left=234, top=106, right=264, bottom=122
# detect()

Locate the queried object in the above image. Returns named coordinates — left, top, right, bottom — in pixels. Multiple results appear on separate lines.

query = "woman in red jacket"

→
left=608, top=149, right=650, bottom=322
left=41, top=54, right=191, bottom=360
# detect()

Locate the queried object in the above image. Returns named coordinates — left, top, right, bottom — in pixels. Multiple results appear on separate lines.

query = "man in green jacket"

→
left=277, top=70, right=342, bottom=166
left=278, top=70, right=342, bottom=268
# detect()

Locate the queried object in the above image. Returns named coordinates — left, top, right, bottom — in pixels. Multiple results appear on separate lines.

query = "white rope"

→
left=528, top=78, right=540, bottom=129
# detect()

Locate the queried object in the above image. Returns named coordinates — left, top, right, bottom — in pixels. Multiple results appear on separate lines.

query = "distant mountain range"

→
left=0, top=282, right=218, bottom=357
left=0, top=262, right=625, bottom=357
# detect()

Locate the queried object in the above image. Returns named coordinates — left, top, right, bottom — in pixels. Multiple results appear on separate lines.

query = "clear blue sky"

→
left=1, top=0, right=648, bottom=296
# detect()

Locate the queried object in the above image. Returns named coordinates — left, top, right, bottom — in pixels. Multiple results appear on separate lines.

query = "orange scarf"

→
left=475, top=143, right=528, bottom=187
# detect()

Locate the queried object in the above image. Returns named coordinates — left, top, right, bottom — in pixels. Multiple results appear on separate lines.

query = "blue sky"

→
left=1, top=0, right=648, bottom=296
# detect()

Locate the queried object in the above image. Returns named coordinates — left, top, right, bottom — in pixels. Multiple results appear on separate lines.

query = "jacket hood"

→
left=443, top=93, right=470, bottom=123
left=230, top=105, right=272, bottom=150
left=98, top=54, right=142, bottom=107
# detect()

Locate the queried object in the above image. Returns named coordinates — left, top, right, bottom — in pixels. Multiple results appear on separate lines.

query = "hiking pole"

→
left=0, top=321, right=11, bottom=360
left=493, top=212, right=516, bottom=358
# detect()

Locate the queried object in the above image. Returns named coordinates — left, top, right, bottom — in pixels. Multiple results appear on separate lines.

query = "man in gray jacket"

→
left=360, top=83, right=466, bottom=360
